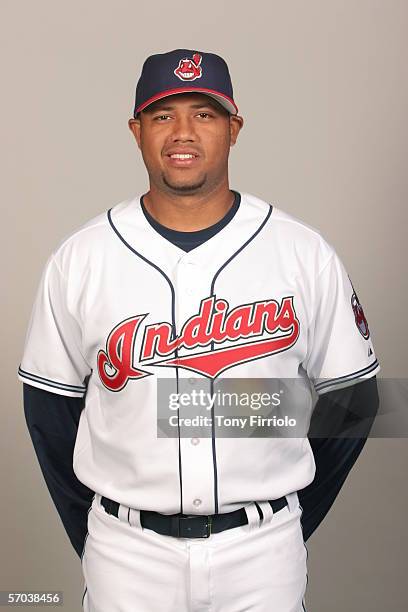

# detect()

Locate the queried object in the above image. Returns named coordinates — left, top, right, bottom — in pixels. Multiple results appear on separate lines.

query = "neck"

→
left=142, top=179, right=235, bottom=231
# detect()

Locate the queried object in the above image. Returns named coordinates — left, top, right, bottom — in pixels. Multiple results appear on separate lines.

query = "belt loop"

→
left=257, top=500, right=274, bottom=525
left=128, top=507, right=142, bottom=528
left=285, top=491, right=299, bottom=513
left=243, top=502, right=261, bottom=532
left=118, top=503, right=129, bottom=523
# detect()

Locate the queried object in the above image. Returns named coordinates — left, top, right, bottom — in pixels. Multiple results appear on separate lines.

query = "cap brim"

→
left=135, top=87, right=238, bottom=116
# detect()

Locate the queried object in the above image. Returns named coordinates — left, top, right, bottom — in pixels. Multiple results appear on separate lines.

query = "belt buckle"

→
left=171, top=515, right=212, bottom=538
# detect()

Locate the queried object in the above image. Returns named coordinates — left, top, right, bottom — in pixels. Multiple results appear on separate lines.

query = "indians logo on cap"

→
left=174, top=53, right=203, bottom=81
left=351, top=291, right=370, bottom=339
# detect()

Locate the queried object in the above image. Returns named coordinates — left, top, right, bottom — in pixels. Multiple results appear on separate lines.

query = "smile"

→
left=166, top=154, right=200, bottom=167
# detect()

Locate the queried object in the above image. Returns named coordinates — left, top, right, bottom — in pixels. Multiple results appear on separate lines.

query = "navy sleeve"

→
left=23, top=377, right=379, bottom=553
left=299, top=376, right=379, bottom=542
left=23, top=383, right=95, bottom=558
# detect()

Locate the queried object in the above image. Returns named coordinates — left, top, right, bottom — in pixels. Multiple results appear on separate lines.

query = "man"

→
left=19, top=49, right=380, bottom=612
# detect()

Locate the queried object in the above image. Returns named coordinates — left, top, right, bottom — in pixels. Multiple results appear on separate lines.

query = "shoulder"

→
left=242, top=192, right=337, bottom=271
left=48, top=196, right=139, bottom=273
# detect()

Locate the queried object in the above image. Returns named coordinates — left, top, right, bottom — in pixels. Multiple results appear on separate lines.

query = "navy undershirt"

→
left=23, top=379, right=378, bottom=558
left=140, top=190, right=241, bottom=252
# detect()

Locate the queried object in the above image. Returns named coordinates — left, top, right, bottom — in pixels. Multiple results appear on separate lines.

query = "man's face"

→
left=128, top=93, right=243, bottom=195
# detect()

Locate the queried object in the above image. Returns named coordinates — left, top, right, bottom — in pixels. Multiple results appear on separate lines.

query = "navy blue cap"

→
left=133, top=49, right=238, bottom=117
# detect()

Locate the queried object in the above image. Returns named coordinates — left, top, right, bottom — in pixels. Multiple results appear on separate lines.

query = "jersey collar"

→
left=107, top=192, right=273, bottom=279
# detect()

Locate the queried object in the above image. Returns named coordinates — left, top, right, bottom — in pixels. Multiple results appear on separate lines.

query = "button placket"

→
left=174, top=256, right=215, bottom=515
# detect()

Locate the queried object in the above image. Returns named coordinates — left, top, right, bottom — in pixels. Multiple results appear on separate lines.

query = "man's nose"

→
left=170, top=115, right=196, bottom=141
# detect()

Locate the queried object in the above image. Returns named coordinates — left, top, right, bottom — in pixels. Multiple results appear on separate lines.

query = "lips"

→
left=165, top=155, right=200, bottom=167
left=164, top=149, right=201, bottom=167
left=164, top=149, right=200, bottom=158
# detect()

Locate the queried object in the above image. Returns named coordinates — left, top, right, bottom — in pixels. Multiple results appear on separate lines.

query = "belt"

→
left=100, top=495, right=288, bottom=538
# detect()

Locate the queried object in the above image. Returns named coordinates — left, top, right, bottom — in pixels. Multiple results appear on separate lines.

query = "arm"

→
left=23, top=383, right=94, bottom=558
left=299, top=376, right=379, bottom=542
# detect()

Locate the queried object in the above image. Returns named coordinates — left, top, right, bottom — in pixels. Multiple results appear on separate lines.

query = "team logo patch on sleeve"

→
left=174, top=53, right=203, bottom=81
left=351, top=291, right=370, bottom=339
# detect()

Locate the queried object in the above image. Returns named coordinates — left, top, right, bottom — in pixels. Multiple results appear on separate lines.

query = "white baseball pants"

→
left=81, top=492, right=308, bottom=612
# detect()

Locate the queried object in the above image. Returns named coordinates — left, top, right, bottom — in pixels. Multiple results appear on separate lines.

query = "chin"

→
left=162, top=174, right=207, bottom=193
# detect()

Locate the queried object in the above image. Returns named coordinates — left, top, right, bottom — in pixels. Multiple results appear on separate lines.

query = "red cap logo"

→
left=174, top=53, right=202, bottom=81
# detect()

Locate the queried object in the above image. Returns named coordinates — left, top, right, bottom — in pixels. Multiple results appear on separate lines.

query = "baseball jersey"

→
left=18, top=191, right=380, bottom=515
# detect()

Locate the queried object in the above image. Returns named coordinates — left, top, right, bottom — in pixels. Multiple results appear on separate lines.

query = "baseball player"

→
left=19, top=49, right=380, bottom=612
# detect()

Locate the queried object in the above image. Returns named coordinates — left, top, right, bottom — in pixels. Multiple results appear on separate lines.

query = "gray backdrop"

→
left=1, top=0, right=407, bottom=610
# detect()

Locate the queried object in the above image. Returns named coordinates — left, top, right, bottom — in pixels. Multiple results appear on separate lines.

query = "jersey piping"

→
left=17, top=366, right=87, bottom=394
left=314, top=359, right=380, bottom=394
left=107, top=207, right=185, bottom=512
left=208, top=202, right=273, bottom=513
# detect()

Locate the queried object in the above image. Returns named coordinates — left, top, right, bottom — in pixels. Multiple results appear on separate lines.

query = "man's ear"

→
left=229, top=115, right=244, bottom=147
left=128, top=117, right=141, bottom=149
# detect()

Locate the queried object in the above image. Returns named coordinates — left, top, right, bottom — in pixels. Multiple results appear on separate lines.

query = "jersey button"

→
left=190, top=437, right=200, bottom=445
left=193, top=498, right=202, bottom=507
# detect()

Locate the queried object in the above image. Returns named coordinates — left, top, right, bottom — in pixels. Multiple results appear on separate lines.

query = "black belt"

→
left=100, top=495, right=288, bottom=538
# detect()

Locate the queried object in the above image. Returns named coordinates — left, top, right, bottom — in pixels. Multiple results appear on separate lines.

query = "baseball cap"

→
left=133, top=49, right=238, bottom=117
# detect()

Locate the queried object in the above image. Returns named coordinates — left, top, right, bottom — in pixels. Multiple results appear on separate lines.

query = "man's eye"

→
left=197, top=112, right=211, bottom=119
left=155, top=115, right=171, bottom=121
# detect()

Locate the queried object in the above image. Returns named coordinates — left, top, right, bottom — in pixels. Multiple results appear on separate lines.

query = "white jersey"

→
left=18, top=192, right=380, bottom=515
